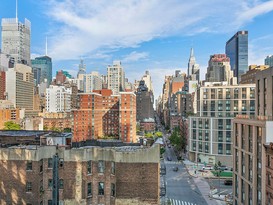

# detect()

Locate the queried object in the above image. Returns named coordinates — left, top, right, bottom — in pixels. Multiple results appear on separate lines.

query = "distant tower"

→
left=225, top=31, right=248, bottom=83
left=107, top=61, right=125, bottom=95
left=77, top=59, right=86, bottom=77
left=1, top=1, right=31, bottom=66
left=187, top=48, right=200, bottom=81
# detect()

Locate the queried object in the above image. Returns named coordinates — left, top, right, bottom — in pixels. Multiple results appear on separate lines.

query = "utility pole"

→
left=52, top=154, right=59, bottom=205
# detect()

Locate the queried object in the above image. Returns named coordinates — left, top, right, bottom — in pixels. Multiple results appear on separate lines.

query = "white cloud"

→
left=235, top=0, right=273, bottom=26
left=43, top=0, right=273, bottom=61
left=249, top=35, right=273, bottom=65
left=122, top=51, right=149, bottom=63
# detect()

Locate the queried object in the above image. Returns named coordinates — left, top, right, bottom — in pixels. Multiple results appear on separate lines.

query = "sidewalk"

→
left=183, top=159, right=231, bottom=205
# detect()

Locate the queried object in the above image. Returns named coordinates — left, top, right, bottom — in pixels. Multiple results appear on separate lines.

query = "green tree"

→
left=63, top=127, right=71, bottom=132
left=3, top=121, right=21, bottom=130
left=145, top=132, right=153, bottom=138
left=155, top=131, right=163, bottom=138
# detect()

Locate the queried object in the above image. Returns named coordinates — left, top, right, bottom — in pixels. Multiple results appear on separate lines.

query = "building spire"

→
left=190, top=47, right=194, bottom=58
left=45, top=36, right=48, bottom=56
left=15, top=0, right=18, bottom=23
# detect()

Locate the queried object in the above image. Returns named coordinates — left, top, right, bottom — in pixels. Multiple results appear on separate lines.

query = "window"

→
left=40, top=159, right=43, bottom=172
left=48, top=158, right=53, bottom=169
left=26, top=161, right=32, bottom=171
left=48, top=179, right=53, bottom=189
left=98, top=161, right=105, bottom=173
left=26, top=182, right=32, bottom=192
left=87, top=182, right=92, bottom=197
left=59, top=179, right=64, bottom=189
left=111, top=162, right=115, bottom=175
left=87, top=160, right=92, bottom=174
left=111, top=183, right=116, bottom=197
left=98, top=182, right=104, bottom=195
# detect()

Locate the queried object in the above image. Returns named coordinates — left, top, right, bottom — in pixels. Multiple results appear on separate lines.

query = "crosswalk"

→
left=169, top=199, right=197, bottom=205
left=164, top=161, right=180, bottom=164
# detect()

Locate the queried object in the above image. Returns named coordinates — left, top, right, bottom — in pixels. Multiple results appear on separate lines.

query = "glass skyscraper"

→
left=31, top=56, right=52, bottom=86
left=225, top=31, right=248, bottom=83
left=1, top=18, right=31, bottom=66
left=265, top=55, right=273, bottom=67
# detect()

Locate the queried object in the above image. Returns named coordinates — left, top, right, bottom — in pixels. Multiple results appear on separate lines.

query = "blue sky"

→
left=1, top=0, right=273, bottom=98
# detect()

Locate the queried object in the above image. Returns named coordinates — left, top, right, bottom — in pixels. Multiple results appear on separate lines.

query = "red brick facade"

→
left=0, top=71, right=6, bottom=100
left=0, top=146, right=160, bottom=205
left=73, top=90, right=136, bottom=143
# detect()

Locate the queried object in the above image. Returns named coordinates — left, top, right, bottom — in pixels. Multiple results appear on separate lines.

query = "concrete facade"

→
left=189, top=82, right=255, bottom=166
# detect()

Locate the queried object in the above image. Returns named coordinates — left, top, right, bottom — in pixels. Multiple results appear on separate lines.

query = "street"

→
left=205, top=178, right=233, bottom=195
left=162, top=142, right=208, bottom=205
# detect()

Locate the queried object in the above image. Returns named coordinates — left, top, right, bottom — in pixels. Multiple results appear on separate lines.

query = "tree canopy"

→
left=3, top=121, right=21, bottom=130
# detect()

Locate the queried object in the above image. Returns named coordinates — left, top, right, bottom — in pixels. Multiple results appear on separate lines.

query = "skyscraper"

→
left=77, top=59, right=86, bottom=77
left=107, top=61, right=125, bottom=95
left=1, top=18, right=31, bottom=66
left=265, top=55, right=273, bottom=67
left=225, top=31, right=248, bottom=83
left=31, top=56, right=52, bottom=86
left=187, top=48, right=200, bottom=82
left=205, top=54, right=234, bottom=83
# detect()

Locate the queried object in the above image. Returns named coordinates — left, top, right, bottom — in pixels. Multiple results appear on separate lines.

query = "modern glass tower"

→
left=225, top=31, right=248, bottom=83
left=31, top=56, right=52, bottom=87
left=1, top=18, right=31, bottom=66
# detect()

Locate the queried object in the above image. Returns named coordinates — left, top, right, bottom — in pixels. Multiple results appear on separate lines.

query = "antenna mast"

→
left=16, top=0, right=18, bottom=23
left=46, top=36, right=48, bottom=56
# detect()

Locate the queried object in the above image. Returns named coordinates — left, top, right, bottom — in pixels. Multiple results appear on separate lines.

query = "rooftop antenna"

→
left=16, top=0, right=18, bottom=23
left=45, top=36, right=48, bottom=56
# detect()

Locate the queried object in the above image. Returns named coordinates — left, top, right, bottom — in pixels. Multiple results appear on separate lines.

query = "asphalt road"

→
left=205, top=178, right=233, bottom=195
left=162, top=137, right=208, bottom=205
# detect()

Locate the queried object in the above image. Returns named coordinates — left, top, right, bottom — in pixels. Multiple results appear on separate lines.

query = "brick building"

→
left=39, top=112, right=73, bottom=131
left=0, top=143, right=160, bottom=205
left=73, top=90, right=136, bottom=143
left=0, top=100, right=21, bottom=129
left=0, top=71, right=6, bottom=100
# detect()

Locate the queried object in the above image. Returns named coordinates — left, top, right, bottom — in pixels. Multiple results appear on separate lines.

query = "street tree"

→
left=3, top=121, right=21, bottom=130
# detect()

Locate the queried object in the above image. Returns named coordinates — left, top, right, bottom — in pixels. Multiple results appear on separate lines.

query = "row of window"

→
left=27, top=159, right=115, bottom=175
left=88, top=182, right=116, bottom=197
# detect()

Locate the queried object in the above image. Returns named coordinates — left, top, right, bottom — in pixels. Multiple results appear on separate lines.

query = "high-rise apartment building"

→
left=5, top=64, right=34, bottom=111
left=31, top=56, right=52, bottom=86
left=73, top=90, right=136, bottom=143
left=45, top=85, right=72, bottom=113
left=107, top=61, right=125, bottom=95
left=142, top=71, right=154, bottom=92
left=188, top=82, right=255, bottom=166
left=233, top=67, right=273, bottom=205
left=1, top=18, right=31, bottom=66
left=265, top=55, right=273, bottom=67
left=187, top=48, right=200, bottom=81
left=205, top=54, right=235, bottom=83
left=225, top=31, right=248, bottom=83
left=0, top=71, right=6, bottom=100
left=136, top=80, right=154, bottom=122
left=84, top=71, right=102, bottom=93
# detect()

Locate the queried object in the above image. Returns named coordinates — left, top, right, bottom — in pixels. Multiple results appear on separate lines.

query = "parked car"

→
left=167, top=156, right=172, bottom=161
left=219, top=166, right=228, bottom=171
left=202, top=166, right=213, bottom=170
left=168, top=145, right=171, bottom=148
left=224, top=180, right=233, bottom=185
left=173, top=167, right=178, bottom=172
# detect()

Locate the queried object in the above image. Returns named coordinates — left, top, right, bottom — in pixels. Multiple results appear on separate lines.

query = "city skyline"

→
left=0, top=1, right=273, bottom=98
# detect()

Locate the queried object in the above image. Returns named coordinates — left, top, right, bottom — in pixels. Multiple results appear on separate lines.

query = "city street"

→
left=162, top=140, right=208, bottom=205
left=205, top=178, right=233, bottom=195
